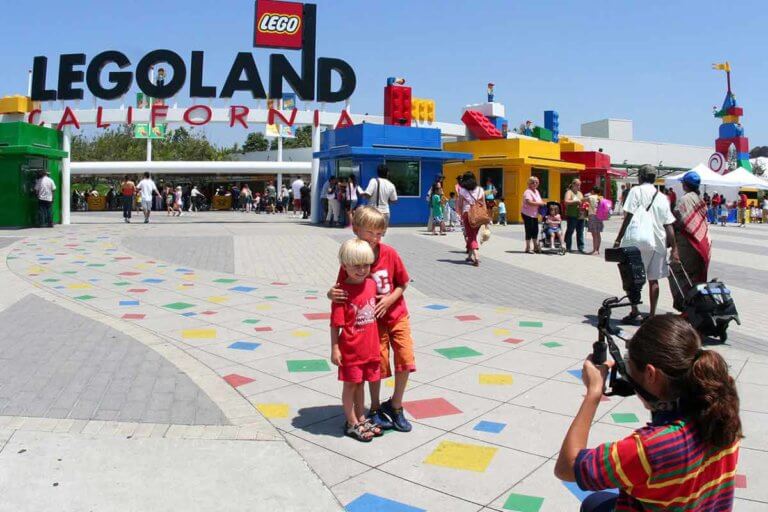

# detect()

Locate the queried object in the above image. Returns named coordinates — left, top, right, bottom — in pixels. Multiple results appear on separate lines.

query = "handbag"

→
left=622, top=191, right=658, bottom=251
left=467, top=189, right=491, bottom=228
left=480, top=224, right=491, bottom=244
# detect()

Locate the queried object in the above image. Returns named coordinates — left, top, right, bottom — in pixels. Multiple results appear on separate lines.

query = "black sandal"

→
left=620, top=312, right=643, bottom=325
left=345, top=422, right=373, bottom=442
left=362, top=418, right=384, bottom=437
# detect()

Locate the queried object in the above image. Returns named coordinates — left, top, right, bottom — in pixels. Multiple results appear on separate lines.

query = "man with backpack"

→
left=613, top=165, right=679, bottom=323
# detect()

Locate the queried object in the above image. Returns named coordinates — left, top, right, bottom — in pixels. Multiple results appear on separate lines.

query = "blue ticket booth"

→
left=313, top=123, right=471, bottom=225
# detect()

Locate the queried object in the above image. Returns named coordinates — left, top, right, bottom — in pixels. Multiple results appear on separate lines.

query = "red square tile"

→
left=271, top=282, right=288, bottom=286
left=402, top=397, right=462, bottom=419
left=122, top=313, right=146, bottom=320
left=128, top=288, right=148, bottom=293
left=28, top=274, right=39, bottom=277
left=455, top=315, right=481, bottom=322
left=254, top=326, right=273, bottom=332
left=223, top=374, right=255, bottom=388
left=503, top=338, right=525, bottom=344
left=200, top=311, right=217, bottom=315
left=119, top=271, right=140, bottom=276
left=182, top=283, right=194, bottom=287
left=305, top=296, right=317, bottom=300
left=304, top=313, right=331, bottom=321
left=115, top=256, right=132, bottom=260
left=734, top=474, right=747, bottom=489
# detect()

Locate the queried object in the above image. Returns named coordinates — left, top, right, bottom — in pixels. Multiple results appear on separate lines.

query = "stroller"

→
left=668, top=262, right=740, bottom=343
left=538, top=201, right=566, bottom=255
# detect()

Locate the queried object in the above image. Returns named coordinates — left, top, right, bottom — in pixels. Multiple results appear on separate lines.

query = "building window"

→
left=532, top=168, right=549, bottom=199
left=336, top=158, right=354, bottom=179
left=384, top=160, right=420, bottom=197
left=479, top=168, right=503, bottom=199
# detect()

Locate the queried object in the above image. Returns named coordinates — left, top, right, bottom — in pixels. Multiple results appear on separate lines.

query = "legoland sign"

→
left=30, top=1, right=355, bottom=105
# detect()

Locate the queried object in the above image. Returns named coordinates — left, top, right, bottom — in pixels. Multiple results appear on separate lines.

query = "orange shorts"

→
left=378, top=316, right=416, bottom=378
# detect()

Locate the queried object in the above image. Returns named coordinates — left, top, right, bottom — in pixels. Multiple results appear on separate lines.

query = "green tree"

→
left=283, top=125, right=312, bottom=149
left=243, top=132, right=271, bottom=152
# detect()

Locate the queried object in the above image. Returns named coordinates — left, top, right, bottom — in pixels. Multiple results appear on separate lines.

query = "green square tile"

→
left=434, top=346, right=483, bottom=359
left=264, top=295, right=279, bottom=300
left=305, top=290, right=318, bottom=293
left=541, top=341, right=562, bottom=348
left=611, top=413, right=640, bottom=424
left=113, top=281, right=130, bottom=286
left=87, top=263, right=105, bottom=267
left=519, top=321, right=543, bottom=328
left=503, top=493, right=544, bottom=512
left=163, top=302, right=195, bottom=310
left=43, top=278, right=60, bottom=283
left=63, top=271, right=77, bottom=274
left=286, top=359, right=330, bottom=372
left=242, top=319, right=261, bottom=324
left=7, top=256, right=18, bottom=260
left=214, top=278, right=237, bottom=283
left=74, top=295, right=96, bottom=301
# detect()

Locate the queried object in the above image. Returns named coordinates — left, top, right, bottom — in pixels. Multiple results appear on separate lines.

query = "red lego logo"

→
left=254, top=0, right=304, bottom=50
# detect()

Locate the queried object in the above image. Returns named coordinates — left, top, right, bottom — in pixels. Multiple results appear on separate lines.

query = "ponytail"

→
left=628, top=314, right=742, bottom=448
left=685, top=350, right=742, bottom=447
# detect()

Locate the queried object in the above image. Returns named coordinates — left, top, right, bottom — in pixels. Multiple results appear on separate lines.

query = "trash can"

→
left=0, top=122, right=68, bottom=227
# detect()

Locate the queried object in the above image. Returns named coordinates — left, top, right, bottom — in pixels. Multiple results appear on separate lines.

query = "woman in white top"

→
left=345, top=175, right=365, bottom=226
left=455, top=172, right=485, bottom=267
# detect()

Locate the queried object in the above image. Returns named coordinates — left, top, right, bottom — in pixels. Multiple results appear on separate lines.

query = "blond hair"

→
left=527, top=176, right=539, bottom=186
left=338, top=238, right=375, bottom=266
left=352, top=206, right=388, bottom=231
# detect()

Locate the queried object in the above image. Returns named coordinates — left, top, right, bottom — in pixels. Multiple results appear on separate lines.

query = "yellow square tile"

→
left=67, top=283, right=92, bottom=290
left=423, top=441, right=498, bottom=472
left=254, top=304, right=272, bottom=311
left=27, top=266, right=47, bottom=273
left=383, top=378, right=412, bottom=389
left=291, top=330, right=311, bottom=338
left=182, top=274, right=196, bottom=281
left=479, top=373, right=513, bottom=385
left=156, top=269, right=167, bottom=275
left=207, top=296, right=229, bottom=304
left=494, top=307, right=512, bottom=313
left=182, top=328, right=217, bottom=339
left=135, top=263, right=150, bottom=270
left=492, top=328, right=510, bottom=336
left=257, top=403, right=289, bottom=418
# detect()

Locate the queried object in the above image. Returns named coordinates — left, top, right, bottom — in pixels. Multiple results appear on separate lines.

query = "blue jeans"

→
left=565, top=216, right=585, bottom=251
left=580, top=491, right=617, bottom=512
left=122, top=196, right=133, bottom=219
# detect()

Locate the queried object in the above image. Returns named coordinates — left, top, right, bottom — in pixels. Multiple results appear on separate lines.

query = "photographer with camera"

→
left=554, top=314, right=741, bottom=512
left=613, top=165, right=679, bottom=323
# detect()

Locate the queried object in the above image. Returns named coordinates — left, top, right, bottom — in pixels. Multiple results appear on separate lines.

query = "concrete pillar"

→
left=310, top=124, right=321, bottom=223
left=62, top=127, right=71, bottom=225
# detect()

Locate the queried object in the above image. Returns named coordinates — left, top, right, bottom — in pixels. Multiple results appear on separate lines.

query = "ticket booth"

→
left=0, top=123, right=67, bottom=227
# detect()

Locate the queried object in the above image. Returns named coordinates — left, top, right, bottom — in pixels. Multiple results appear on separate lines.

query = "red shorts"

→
left=379, top=316, right=417, bottom=378
left=293, top=198, right=302, bottom=209
left=338, top=361, right=381, bottom=383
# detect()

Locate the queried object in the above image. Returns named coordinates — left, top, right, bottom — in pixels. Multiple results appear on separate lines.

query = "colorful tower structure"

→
left=711, top=62, right=751, bottom=172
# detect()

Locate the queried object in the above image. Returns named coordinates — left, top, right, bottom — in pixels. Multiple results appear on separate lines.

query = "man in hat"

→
left=669, top=171, right=711, bottom=311
left=614, top=165, right=679, bottom=323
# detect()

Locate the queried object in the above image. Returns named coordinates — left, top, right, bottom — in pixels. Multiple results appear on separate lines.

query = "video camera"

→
left=590, top=247, right=651, bottom=399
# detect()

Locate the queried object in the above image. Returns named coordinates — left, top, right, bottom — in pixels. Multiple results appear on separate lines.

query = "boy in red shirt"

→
left=331, top=239, right=383, bottom=442
left=329, top=207, right=416, bottom=432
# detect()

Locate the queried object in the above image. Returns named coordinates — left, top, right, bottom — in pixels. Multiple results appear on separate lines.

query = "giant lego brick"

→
left=726, top=107, right=743, bottom=116
left=716, top=137, right=750, bottom=156
left=532, top=126, right=553, bottom=141
left=462, top=102, right=505, bottom=118
left=544, top=110, right=560, bottom=143
left=461, top=110, right=503, bottom=140
left=488, top=116, right=508, bottom=133
left=411, top=98, right=435, bottom=123
left=0, top=95, right=33, bottom=114
left=719, top=123, right=744, bottom=139
left=738, top=152, right=750, bottom=160
left=384, top=85, right=412, bottom=126
left=561, top=151, right=611, bottom=169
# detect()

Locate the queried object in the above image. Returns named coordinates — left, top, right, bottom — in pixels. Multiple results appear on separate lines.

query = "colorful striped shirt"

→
left=575, top=411, right=739, bottom=511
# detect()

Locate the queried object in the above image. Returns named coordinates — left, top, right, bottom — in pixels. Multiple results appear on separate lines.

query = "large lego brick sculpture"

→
left=710, top=62, right=752, bottom=172
left=384, top=84, right=412, bottom=126
left=461, top=110, right=503, bottom=140
left=544, top=110, right=559, bottom=143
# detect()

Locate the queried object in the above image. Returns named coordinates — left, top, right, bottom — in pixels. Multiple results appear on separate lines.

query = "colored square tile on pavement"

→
left=163, top=302, right=195, bottom=310
left=474, top=420, right=507, bottom=434
left=213, top=278, right=237, bottom=284
left=182, top=328, right=217, bottom=339
left=423, top=440, right=497, bottom=472
left=503, top=338, right=525, bottom=344
left=229, top=286, right=256, bottom=293
left=479, top=373, right=513, bottom=385
left=128, top=288, right=148, bottom=293
left=207, top=296, right=229, bottom=304
left=424, top=304, right=449, bottom=311
left=242, top=319, right=261, bottom=324
left=256, top=403, right=290, bottom=419
left=291, top=330, right=311, bottom=338
left=434, top=346, right=482, bottom=359
left=119, top=300, right=139, bottom=306
left=734, top=474, right=747, bottom=489
left=113, top=281, right=130, bottom=286
left=254, top=304, right=272, bottom=310
left=304, top=312, right=331, bottom=321
left=519, top=321, right=544, bottom=328
left=228, top=341, right=261, bottom=351
left=455, top=314, right=480, bottom=322
left=122, top=313, right=146, bottom=320
left=568, top=369, right=583, bottom=381
left=142, top=278, right=164, bottom=284
left=271, top=282, right=288, bottom=286
left=286, top=359, right=330, bottom=372
left=542, top=341, right=563, bottom=348
left=74, top=295, right=96, bottom=300
left=181, top=312, right=197, bottom=317
left=403, top=397, right=461, bottom=419
left=67, top=283, right=92, bottom=290
left=493, top=328, right=511, bottom=336
left=254, top=326, right=273, bottom=332
left=119, top=272, right=140, bottom=276
left=223, top=374, right=255, bottom=388
left=345, top=493, right=426, bottom=512
left=611, top=413, right=639, bottom=424
left=502, top=492, right=545, bottom=512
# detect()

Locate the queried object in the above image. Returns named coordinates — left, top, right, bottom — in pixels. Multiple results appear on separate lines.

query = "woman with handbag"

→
left=522, top=176, right=546, bottom=254
left=456, top=172, right=487, bottom=266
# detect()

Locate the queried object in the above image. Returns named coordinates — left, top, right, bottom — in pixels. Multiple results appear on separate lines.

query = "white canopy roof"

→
left=664, top=163, right=734, bottom=187
left=719, top=167, right=768, bottom=190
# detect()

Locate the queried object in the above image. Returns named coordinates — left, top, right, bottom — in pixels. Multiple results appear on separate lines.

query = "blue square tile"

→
left=345, top=493, right=425, bottom=512
left=229, top=286, right=256, bottom=293
left=89, top=278, right=100, bottom=282
left=228, top=341, right=261, bottom=351
left=473, top=420, right=507, bottom=434
left=563, top=481, right=618, bottom=502
left=119, top=300, right=140, bottom=306
left=38, top=257, right=54, bottom=261
left=175, top=268, right=192, bottom=272
left=424, top=304, right=449, bottom=311
left=181, top=312, right=198, bottom=317
left=142, top=278, right=164, bottom=284
left=54, top=285, right=65, bottom=289
left=567, top=369, right=583, bottom=381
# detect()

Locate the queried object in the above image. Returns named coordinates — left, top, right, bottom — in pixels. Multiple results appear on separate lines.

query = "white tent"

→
left=664, top=163, right=733, bottom=187
left=719, top=167, right=768, bottom=190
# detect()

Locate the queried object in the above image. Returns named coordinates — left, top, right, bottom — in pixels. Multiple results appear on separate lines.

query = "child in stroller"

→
left=539, top=202, right=566, bottom=255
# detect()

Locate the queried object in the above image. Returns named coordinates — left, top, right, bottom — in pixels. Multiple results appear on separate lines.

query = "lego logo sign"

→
left=254, top=0, right=304, bottom=49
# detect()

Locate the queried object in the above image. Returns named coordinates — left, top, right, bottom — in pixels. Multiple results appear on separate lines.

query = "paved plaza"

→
left=0, top=211, right=766, bottom=511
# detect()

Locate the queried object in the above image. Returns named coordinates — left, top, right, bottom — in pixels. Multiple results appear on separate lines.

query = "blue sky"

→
left=2, top=0, right=765, bottom=149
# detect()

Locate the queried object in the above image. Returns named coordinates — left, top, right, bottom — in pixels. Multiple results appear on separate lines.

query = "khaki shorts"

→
left=378, top=316, right=416, bottom=378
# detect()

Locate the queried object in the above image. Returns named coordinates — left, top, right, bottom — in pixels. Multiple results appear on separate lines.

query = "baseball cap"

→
left=682, top=171, right=701, bottom=188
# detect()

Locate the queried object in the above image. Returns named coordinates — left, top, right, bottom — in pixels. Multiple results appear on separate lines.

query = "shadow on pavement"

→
left=291, top=405, right=345, bottom=437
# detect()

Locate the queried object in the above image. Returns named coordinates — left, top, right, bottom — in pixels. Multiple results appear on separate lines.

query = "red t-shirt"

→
left=330, top=278, right=380, bottom=366
left=712, top=195, right=721, bottom=206
left=336, top=243, right=410, bottom=326
left=739, top=194, right=748, bottom=208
